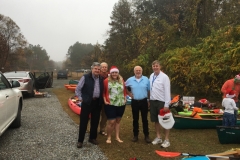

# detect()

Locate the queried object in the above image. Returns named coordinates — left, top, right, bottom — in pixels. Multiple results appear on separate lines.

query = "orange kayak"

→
left=68, top=86, right=76, bottom=92
left=64, top=84, right=70, bottom=89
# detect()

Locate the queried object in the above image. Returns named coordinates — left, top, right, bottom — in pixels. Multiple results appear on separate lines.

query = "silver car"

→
left=3, top=71, right=35, bottom=97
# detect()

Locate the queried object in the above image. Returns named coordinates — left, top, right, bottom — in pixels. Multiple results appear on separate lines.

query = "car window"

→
left=0, top=73, right=11, bottom=89
left=37, top=73, right=46, bottom=79
left=4, top=72, right=27, bottom=77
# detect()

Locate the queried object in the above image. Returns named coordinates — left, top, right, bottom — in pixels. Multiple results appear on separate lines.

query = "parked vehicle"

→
left=3, top=71, right=53, bottom=96
left=4, top=71, right=36, bottom=97
left=0, top=71, right=23, bottom=136
left=57, top=70, right=68, bottom=79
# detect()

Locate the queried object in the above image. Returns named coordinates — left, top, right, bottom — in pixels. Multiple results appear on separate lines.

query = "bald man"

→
left=99, top=62, right=109, bottom=135
left=125, top=66, right=151, bottom=143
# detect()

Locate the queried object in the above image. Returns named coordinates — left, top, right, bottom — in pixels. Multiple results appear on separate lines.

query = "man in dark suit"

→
left=75, top=62, right=104, bottom=148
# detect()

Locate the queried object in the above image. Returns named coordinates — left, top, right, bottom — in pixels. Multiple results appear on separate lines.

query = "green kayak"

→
left=179, top=110, right=240, bottom=117
left=69, top=79, right=79, bottom=85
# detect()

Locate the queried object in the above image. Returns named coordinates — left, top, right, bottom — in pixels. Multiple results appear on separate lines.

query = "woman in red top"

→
left=103, top=66, right=127, bottom=144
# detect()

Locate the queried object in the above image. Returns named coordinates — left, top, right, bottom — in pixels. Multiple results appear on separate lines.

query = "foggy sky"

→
left=0, top=0, right=119, bottom=61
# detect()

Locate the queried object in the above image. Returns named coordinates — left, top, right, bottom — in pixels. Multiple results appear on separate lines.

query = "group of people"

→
left=74, top=60, right=240, bottom=149
left=75, top=60, right=171, bottom=149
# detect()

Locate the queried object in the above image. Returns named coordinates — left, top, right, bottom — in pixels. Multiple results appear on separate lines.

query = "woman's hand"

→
left=105, top=101, right=110, bottom=105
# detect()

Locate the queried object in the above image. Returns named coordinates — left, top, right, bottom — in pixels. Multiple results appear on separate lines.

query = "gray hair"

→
left=152, top=60, right=161, bottom=66
left=91, top=62, right=101, bottom=69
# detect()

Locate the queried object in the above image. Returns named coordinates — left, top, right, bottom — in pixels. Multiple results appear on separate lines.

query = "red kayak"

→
left=68, top=96, right=81, bottom=115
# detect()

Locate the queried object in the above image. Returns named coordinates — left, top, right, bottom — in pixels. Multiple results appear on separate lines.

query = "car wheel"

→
left=10, top=103, right=21, bottom=128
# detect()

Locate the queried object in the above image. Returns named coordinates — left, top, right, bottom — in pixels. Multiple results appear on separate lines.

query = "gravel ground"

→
left=0, top=79, right=108, bottom=160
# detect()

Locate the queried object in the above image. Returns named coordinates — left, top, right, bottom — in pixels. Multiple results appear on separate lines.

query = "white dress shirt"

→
left=149, top=71, right=171, bottom=107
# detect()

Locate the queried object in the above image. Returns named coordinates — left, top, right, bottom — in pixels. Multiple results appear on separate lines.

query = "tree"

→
left=105, top=0, right=136, bottom=75
left=0, top=14, right=27, bottom=70
left=67, top=42, right=94, bottom=68
left=0, top=33, right=8, bottom=70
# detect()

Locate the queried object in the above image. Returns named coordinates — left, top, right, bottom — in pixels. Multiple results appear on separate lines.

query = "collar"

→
left=135, top=75, right=142, bottom=80
left=154, top=71, right=161, bottom=76
left=91, top=73, right=99, bottom=79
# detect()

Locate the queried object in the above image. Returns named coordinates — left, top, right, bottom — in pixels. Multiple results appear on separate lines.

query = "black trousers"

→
left=131, top=98, right=149, bottom=137
left=78, top=99, right=102, bottom=143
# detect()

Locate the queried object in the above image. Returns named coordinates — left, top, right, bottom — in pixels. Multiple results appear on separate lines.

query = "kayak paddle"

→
left=155, top=150, right=231, bottom=159
left=155, top=150, right=204, bottom=157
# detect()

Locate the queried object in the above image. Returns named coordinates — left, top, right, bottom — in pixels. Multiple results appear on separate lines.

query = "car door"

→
left=0, top=73, right=16, bottom=134
left=0, top=87, right=6, bottom=133
left=28, top=72, right=35, bottom=90
left=45, top=72, right=53, bottom=88
left=34, top=72, right=53, bottom=89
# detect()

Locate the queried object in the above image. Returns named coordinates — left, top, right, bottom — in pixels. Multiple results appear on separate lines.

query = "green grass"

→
left=52, top=87, right=239, bottom=160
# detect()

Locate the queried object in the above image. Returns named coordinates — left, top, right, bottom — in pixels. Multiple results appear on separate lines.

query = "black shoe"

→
left=145, top=136, right=151, bottom=143
left=88, top=139, right=99, bottom=145
left=77, top=142, right=83, bottom=148
left=132, top=136, right=138, bottom=142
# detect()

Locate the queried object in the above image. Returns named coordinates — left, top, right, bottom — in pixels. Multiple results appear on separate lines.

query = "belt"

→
left=150, top=100, right=164, bottom=103
left=93, top=97, right=99, bottom=100
left=132, top=98, right=147, bottom=102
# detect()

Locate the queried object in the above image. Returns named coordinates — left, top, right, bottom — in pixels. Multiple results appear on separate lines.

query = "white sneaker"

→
left=161, top=140, right=170, bottom=148
left=152, top=137, right=162, bottom=145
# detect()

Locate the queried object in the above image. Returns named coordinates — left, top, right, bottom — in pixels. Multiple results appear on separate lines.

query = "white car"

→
left=0, top=71, right=23, bottom=136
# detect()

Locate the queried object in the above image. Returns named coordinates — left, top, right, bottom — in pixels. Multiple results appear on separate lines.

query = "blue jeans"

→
left=222, top=112, right=235, bottom=126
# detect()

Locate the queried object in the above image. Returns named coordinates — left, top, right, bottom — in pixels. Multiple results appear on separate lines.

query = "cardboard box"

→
left=182, top=96, right=195, bottom=105
left=34, top=90, right=48, bottom=98
left=35, top=92, right=43, bottom=98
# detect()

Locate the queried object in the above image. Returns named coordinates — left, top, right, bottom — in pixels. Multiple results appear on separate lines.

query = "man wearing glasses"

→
left=75, top=62, right=104, bottom=148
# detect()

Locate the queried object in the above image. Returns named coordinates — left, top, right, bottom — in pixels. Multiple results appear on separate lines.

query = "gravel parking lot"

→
left=0, top=79, right=107, bottom=160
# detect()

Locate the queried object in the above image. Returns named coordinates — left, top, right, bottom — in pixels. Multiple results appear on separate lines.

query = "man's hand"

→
left=148, top=101, right=150, bottom=110
left=163, top=107, right=169, bottom=112
left=129, top=92, right=134, bottom=99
